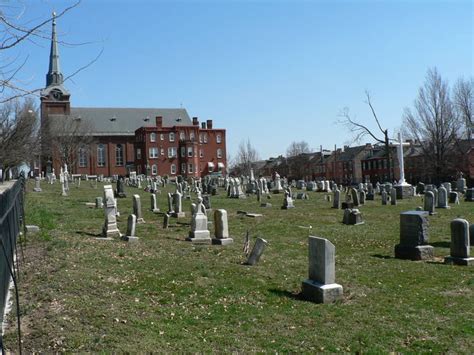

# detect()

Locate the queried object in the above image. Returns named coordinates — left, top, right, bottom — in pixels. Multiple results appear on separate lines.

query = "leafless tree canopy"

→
left=0, top=98, right=38, bottom=171
left=286, top=140, right=312, bottom=157
left=453, top=77, right=473, bottom=139
left=42, top=116, right=95, bottom=172
left=403, top=68, right=463, bottom=181
left=234, top=139, right=260, bottom=176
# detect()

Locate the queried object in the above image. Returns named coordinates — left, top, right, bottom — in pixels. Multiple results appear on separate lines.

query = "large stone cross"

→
left=391, top=132, right=411, bottom=186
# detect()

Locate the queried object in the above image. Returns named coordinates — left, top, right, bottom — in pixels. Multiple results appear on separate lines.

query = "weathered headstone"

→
left=381, top=190, right=388, bottom=205
left=437, top=186, right=450, bottom=209
left=390, top=188, right=397, bottom=205
left=122, top=214, right=138, bottom=242
left=281, top=188, right=295, bottom=209
left=342, top=208, right=364, bottom=225
left=332, top=189, right=341, bottom=209
left=395, top=211, right=433, bottom=260
left=172, top=191, right=185, bottom=218
left=150, top=193, right=160, bottom=213
left=350, top=188, right=359, bottom=206
left=33, top=177, right=42, bottom=192
left=115, top=177, right=127, bottom=198
left=101, top=185, right=121, bottom=239
left=359, top=190, right=366, bottom=205
left=465, top=188, right=474, bottom=202
left=245, top=237, right=268, bottom=265
left=186, top=197, right=211, bottom=244
left=456, top=174, right=467, bottom=193
left=301, top=236, right=343, bottom=304
left=423, top=191, right=436, bottom=215
left=212, top=209, right=233, bottom=245
left=163, top=213, right=170, bottom=229
left=95, top=197, right=103, bottom=209
left=132, top=194, right=145, bottom=223
left=448, top=191, right=459, bottom=204
left=444, top=219, right=473, bottom=265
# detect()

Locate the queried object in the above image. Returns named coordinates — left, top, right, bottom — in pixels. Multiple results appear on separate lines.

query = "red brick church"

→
left=39, top=15, right=226, bottom=178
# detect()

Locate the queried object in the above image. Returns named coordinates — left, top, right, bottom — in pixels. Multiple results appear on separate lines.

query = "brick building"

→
left=39, top=15, right=226, bottom=177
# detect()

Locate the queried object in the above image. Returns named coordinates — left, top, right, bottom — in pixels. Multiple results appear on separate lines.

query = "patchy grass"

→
left=4, top=180, right=474, bottom=352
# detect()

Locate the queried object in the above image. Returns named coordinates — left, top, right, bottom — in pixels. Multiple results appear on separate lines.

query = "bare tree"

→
left=0, top=98, right=38, bottom=176
left=403, top=68, right=463, bottom=183
left=285, top=140, right=312, bottom=180
left=286, top=140, right=312, bottom=157
left=453, top=77, right=473, bottom=140
left=339, top=91, right=393, bottom=181
left=43, top=115, right=95, bottom=173
left=234, top=139, right=260, bottom=176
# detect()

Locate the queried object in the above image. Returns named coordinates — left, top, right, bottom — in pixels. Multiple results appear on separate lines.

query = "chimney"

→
left=201, top=122, right=207, bottom=129
left=206, top=119, right=213, bottom=129
left=192, top=117, right=199, bottom=126
left=156, top=116, right=163, bottom=128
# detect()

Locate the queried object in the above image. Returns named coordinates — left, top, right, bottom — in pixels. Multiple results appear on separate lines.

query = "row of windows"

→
left=149, top=163, right=224, bottom=176
left=362, top=159, right=392, bottom=171
left=145, top=147, right=223, bottom=159
left=149, top=132, right=222, bottom=144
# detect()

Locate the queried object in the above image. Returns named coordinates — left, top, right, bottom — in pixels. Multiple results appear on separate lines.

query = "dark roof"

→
left=65, top=107, right=192, bottom=136
left=338, top=145, right=370, bottom=161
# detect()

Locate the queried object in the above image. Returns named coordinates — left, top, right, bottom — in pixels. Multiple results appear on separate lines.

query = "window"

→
left=150, top=133, right=156, bottom=142
left=181, top=163, right=186, bottom=173
left=151, top=164, right=157, bottom=175
left=216, top=134, right=221, bottom=143
left=188, top=163, right=193, bottom=173
left=217, top=148, right=222, bottom=158
left=190, top=132, right=195, bottom=141
left=179, top=131, right=185, bottom=141
left=188, top=147, right=193, bottom=157
left=149, top=147, right=158, bottom=158
left=169, top=132, right=175, bottom=142
left=199, top=133, right=203, bottom=143
left=97, top=144, right=106, bottom=167
left=170, top=164, right=176, bottom=175
left=116, top=144, right=124, bottom=166
left=181, top=146, right=186, bottom=158
left=168, top=147, right=176, bottom=158
left=79, top=148, right=87, bottom=167
left=203, top=133, right=208, bottom=143
left=160, top=148, right=164, bottom=156
left=136, top=148, right=142, bottom=160
left=200, top=149, right=203, bottom=158
left=160, top=133, right=164, bottom=141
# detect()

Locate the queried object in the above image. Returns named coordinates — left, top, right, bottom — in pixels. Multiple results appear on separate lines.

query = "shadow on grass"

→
left=431, top=241, right=450, bottom=248
left=371, top=254, right=393, bottom=259
left=75, top=230, right=102, bottom=238
left=268, top=288, right=304, bottom=301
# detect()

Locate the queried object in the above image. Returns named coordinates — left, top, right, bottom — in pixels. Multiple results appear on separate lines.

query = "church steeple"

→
left=46, top=12, right=63, bottom=87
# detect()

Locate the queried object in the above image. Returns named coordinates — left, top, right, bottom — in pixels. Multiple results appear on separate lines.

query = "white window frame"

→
left=187, top=147, right=193, bottom=157
left=203, top=133, right=208, bottom=143
left=216, top=134, right=221, bottom=143
left=181, top=146, right=186, bottom=158
left=97, top=144, right=106, bottom=167
left=160, top=133, right=164, bottom=141
left=179, top=131, right=185, bottom=141
left=190, top=132, right=195, bottom=141
left=217, top=148, right=222, bottom=159
left=116, top=144, right=124, bottom=166
left=199, top=133, right=203, bottom=143
left=161, top=148, right=164, bottom=156
left=188, top=163, right=193, bottom=174
left=171, top=164, right=176, bottom=175
left=151, top=164, right=157, bottom=175
left=150, top=133, right=156, bottom=142
left=149, top=147, right=158, bottom=159
left=136, top=148, right=142, bottom=160
left=181, top=163, right=186, bottom=173
left=168, top=147, right=176, bottom=158
left=169, top=132, right=175, bottom=142
left=79, top=148, right=87, bottom=167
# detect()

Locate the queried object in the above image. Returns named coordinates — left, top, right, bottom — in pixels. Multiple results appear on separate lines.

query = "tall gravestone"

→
left=332, top=189, right=341, bottom=209
left=186, top=197, right=211, bottom=244
left=245, top=237, right=268, bottom=265
left=437, top=186, right=450, bottom=209
left=424, top=191, right=436, bottom=215
left=350, top=188, right=360, bottom=206
left=212, top=209, right=233, bottom=245
left=132, top=194, right=145, bottom=223
left=172, top=191, right=185, bottom=218
left=150, top=193, right=160, bottom=213
left=395, top=211, right=433, bottom=260
left=465, top=188, right=474, bottom=202
left=390, top=188, right=397, bottom=205
left=121, top=214, right=138, bottom=242
left=101, top=185, right=121, bottom=239
left=301, top=236, right=343, bottom=303
left=444, top=219, right=473, bottom=265
left=381, top=190, right=388, bottom=205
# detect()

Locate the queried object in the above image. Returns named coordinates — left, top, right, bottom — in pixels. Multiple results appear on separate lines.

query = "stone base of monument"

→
left=366, top=193, right=375, bottom=201
left=395, top=244, right=434, bottom=260
left=121, top=236, right=139, bottom=243
left=301, top=280, right=343, bottom=304
left=260, top=203, right=272, bottom=208
left=444, top=256, right=474, bottom=266
left=152, top=208, right=160, bottom=213
left=395, top=184, right=414, bottom=199
left=186, top=230, right=211, bottom=244
left=172, top=212, right=186, bottom=218
left=212, top=237, right=234, bottom=245
left=137, top=218, right=145, bottom=224
left=33, top=188, right=42, bottom=192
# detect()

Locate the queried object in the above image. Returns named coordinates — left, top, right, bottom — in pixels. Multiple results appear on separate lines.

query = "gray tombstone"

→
left=390, top=188, right=397, bottom=205
left=350, top=188, right=360, bottom=206
left=122, top=214, right=138, bottom=242
left=301, top=236, right=343, bottom=304
left=33, top=177, right=42, bottom=192
left=395, top=211, right=433, bottom=260
left=212, top=209, right=233, bottom=245
left=381, top=190, right=388, bottom=205
left=95, top=197, right=103, bottom=209
left=444, top=219, right=473, bottom=265
left=150, top=193, right=160, bottom=213
left=342, top=208, right=364, bottom=225
left=101, top=185, right=121, bottom=239
left=465, top=188, right=474, bottom=202
left=448, top=191, right=459, bottom=204
left=359, top=190, right=366, bottom=205
left=245, top=237, right=268, bottom=265
left=437, top=186, right=450, bottom=209
left=186, top=197, right=211, bottom=244
left=132, top=194, right=145, bottom=223
left=163, top=213, right=170, bottom=229
left=332, top=189, right=341, bottom=209
left=424, top=191, right=436, bottom=215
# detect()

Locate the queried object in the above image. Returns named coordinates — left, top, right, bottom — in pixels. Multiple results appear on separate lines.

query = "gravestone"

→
left=342, top=208, right=364, bottom=225
left=101, top=185, right=121, bottom=239
left=212, top=209, right=233, bottom=245
left=186, top=197, right=211, bottom=244
left=390, top=188, right=397, bottom=205
left=423, top=191, right=436, bottom=215
left=115, top=177, right=127, bottom=198
left=163, top=213, right=170, bottom=229
left=332, top=189, right=341, bottom=209
left=150, top=193, right=160, bottom=213
left=301, top=236, right=343, bottom=304
left=444, top=218, right=473, bottom=265
left=448, top=191, right=459, bottom=204
left=281, top=188, right=295, bottom=209
left=122, top=214, right=138, bottom=242
left=395, top=211, right=433, bottom=260
left=33, top=177, right=42, bottom=192
left=95, top=197, right=103, bottom=209
left=350, top=188, right=360, bottom=206
left=456, top=174, right=467, bottom=193
left=359, top=190, right=366, bottom=205
left=381, top=191, right=388, bottom=205
left=202, top=195, right=211, bottom=210
left=416, top=182, right=425, bottom=195
left=172, top=191, right=185, bottom=218
left=465, top=188, right=474, bottom=202
left=437, top=186, right=450, bottom=209
left=245, top=237, right=268, bottom=265
left=132, top=194, right=145, bottom=223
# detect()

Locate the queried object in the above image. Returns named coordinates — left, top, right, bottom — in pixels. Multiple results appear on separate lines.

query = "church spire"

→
left=46, top=12, right=63, bottom=87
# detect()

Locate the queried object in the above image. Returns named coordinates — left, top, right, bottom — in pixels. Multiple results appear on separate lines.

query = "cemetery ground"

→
left=4, top=181, right=473, bottom=352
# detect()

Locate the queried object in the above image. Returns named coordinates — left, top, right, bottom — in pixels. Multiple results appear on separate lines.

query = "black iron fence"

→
left=0, top=176, right=25, bottom=353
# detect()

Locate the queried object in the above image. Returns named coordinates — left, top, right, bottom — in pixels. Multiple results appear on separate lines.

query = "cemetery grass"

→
left=4, top=181, right=474, bottom=352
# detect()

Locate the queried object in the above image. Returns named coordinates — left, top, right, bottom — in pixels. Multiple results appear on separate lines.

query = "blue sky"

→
left=20, top=0, right=474, bottom=159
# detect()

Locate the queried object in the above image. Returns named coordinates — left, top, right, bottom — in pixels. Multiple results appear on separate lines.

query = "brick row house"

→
left=39, top=15, right=226, bottom=178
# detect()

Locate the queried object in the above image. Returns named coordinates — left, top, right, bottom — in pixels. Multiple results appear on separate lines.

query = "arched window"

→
left=151, top=164, right=157, bottom=175
left=97, top=144, right=106, bottom=167
left=203, top=133, right=208, bottom=143
left=116, top=144, right=124, bottom=166
left=179, top=131, right=185, bottom=141
left=216, top=134, right=221, bottom=143
left=217, top=148, right=222, bottom=158
left=170, top=164, right=176, bottom=175
left=79, top=147, right=87, bottom=167
left=150, top=133, right=156, bottom=142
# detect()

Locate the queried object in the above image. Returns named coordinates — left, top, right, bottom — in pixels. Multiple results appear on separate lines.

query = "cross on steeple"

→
left=46, top=11, right=63, bottom=87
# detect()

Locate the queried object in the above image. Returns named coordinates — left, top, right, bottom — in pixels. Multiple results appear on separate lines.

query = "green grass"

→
left=4, top=180, right=474, bottom=352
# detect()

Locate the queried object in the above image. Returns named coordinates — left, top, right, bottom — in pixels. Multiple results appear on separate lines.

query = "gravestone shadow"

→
left=268, top=288, right=304, bottom=301
left=430, top=241, right=450, bottom=248
left=75, top=230, right=102, bottom=238
left=370, top=254, right=393, bottom=260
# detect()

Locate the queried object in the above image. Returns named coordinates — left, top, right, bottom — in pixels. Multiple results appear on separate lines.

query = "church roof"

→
left=66, top=107, right=192, bottom=136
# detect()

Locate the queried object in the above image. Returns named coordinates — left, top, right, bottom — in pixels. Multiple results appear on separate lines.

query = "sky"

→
left=14, top=0, right=474, bottom=160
